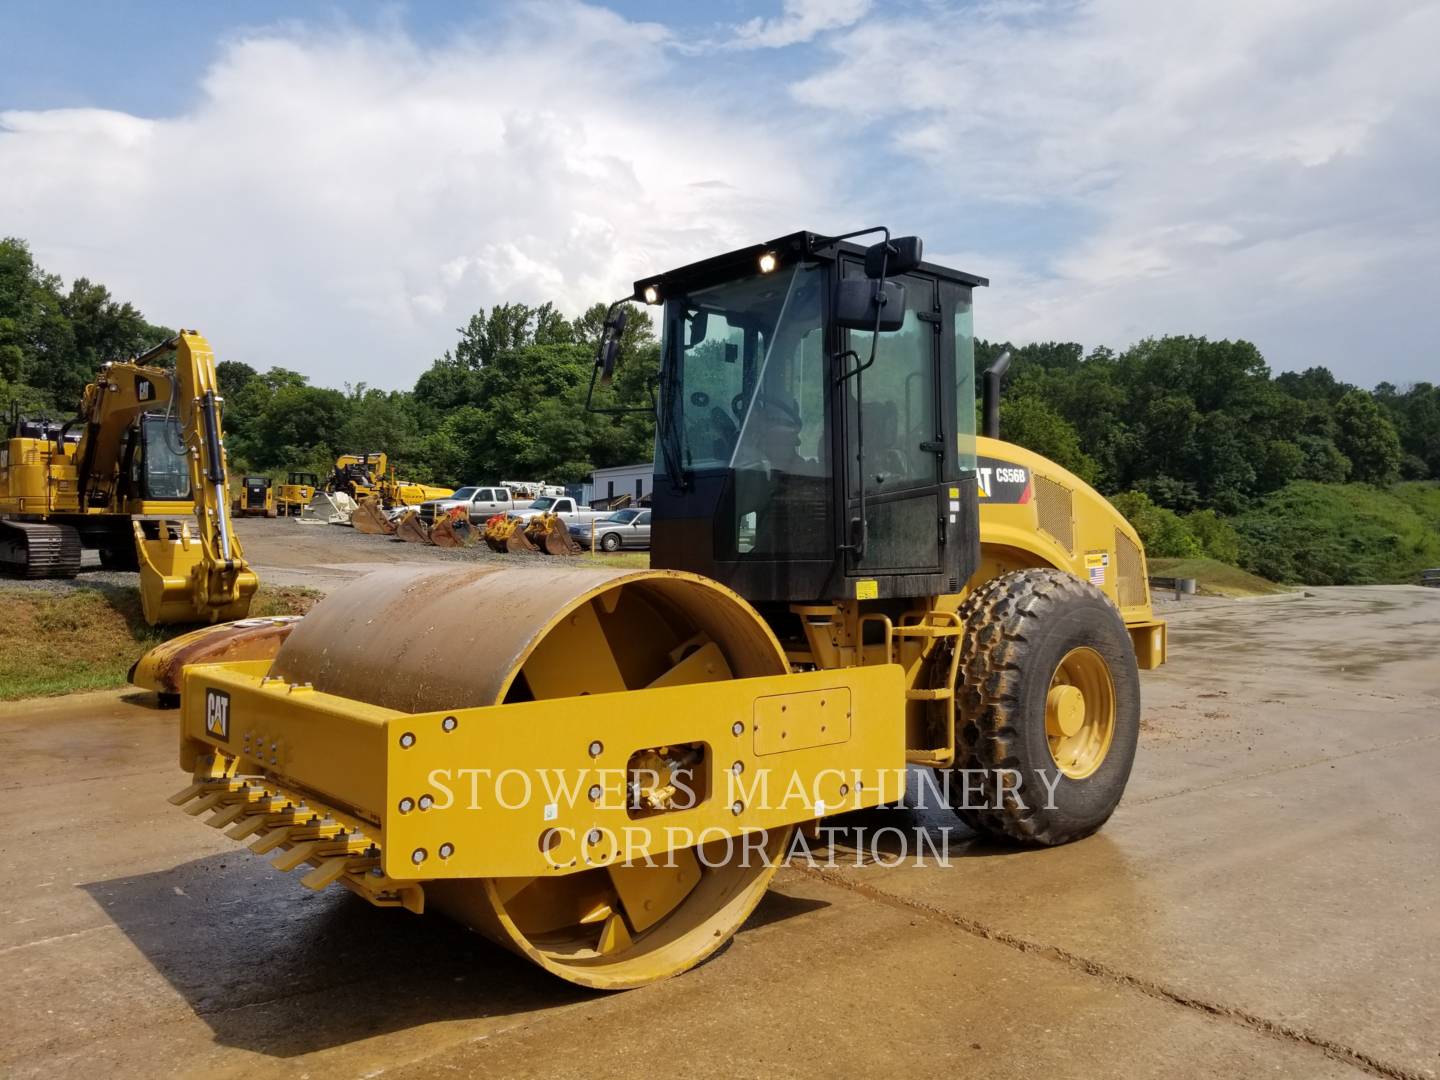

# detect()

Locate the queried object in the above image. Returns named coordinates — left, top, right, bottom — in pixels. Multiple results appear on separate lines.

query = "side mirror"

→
left=596, top=307, right=628, bottom=385
left=864, top=235, right=923, bottom=279
left=835, top=278, right=906, bottom=332
left=689, top=310, right=708, bottom=347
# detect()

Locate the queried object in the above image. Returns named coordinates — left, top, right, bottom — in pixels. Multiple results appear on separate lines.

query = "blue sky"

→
left=2, top=0, right=1436, bottom=389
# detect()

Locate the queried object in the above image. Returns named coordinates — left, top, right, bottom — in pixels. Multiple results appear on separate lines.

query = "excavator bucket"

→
left=134, top=520, right=259, bottom=625
left=394, top=510, right=432, bottom=544
left=505, top=530, right=539, bottom=553
left=483, top=513, right=536, bottom=553
left=129, top=615, right=303, bottom=701
left=525, top=513, right=581, bottom=557
left=429, top=513, right=475, bottom=548
left=351, top=496, right=395, bottom=535
left=540, top=527, right=581, bottom=556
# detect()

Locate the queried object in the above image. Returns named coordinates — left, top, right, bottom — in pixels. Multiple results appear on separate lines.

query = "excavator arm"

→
left=127, top=331, right=258, bottom=624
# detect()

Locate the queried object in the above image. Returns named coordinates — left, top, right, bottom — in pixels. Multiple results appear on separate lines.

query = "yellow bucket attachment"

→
left=350, top=496, right=395, bottom=535
left=394, top=509, right=431, bottom=544
left=129, top=615, right=303, bottom=700
left=135, top=520, right=258, bottom=625
left=429, top=513, right=476, bottom=548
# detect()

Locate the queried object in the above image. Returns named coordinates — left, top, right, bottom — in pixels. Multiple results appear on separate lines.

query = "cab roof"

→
left=630, top=229, right=989, bottom=301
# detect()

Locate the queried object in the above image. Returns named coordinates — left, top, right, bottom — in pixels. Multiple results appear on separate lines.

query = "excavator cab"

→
left=123, top=414, right=194, bottom=504
left=635, top=230, right=984, bottom=606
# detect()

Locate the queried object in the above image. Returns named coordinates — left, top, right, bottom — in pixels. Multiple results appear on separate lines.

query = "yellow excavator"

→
left=0, top=330, right=257, bottom=624
left=148, top=230, right=1166, bottom=990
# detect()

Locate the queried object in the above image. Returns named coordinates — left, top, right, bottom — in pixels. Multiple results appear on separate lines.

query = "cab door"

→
left=839, top=265, right=946, bottom=587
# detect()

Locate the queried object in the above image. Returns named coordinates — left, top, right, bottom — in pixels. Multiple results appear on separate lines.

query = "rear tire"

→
left=945, top=567, right=1140, bottom=846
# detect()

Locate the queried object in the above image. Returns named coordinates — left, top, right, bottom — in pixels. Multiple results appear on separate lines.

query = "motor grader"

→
left=151, top=230, right=1166, bottom=990
left=0, top=331, right=257, bottom=624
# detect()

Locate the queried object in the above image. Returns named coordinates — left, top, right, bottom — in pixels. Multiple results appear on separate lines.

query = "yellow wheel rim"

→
left=1045, top=647, right=1116, bottom=780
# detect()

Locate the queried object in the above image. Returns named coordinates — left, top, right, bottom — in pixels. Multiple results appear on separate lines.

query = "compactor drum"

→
left=154, top=228, right=1166, bottom=989
left=169, top=565, right=879, bottom=987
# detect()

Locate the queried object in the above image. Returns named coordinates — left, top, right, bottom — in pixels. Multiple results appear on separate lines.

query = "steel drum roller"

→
left=270, top=565, right=793, bottom=988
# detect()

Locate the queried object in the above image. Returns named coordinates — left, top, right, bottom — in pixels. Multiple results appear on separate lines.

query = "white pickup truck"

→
left=505, top=495, right=607, bottom=527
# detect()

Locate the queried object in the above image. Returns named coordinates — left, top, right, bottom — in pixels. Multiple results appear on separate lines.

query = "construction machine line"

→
left=1, top=331, right=257, bottom=624
left=152, top=230, right=1166, bottom=990
left=327, top=451, right=452, bottom=509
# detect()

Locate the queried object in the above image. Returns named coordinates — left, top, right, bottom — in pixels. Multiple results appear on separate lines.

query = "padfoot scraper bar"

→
left=169, top=767, right=421, bottom=911
left=159, top=565, right=905, bottom=988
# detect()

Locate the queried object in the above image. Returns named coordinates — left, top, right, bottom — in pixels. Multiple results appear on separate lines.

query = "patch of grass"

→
left=0, top=584, right=319, bottom=702
left=1234, top=480, right=1440, bottom=585
left=1149, top=557, right=1290, bottom=598
left=577, top=551, right=650, bottom=569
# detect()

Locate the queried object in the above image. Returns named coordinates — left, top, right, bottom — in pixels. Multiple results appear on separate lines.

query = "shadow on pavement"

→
left=80, top=851, right=829, bottom=1057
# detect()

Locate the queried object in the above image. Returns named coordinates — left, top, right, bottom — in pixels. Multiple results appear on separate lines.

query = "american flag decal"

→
left=1084, top=551, right=1109, bottom=587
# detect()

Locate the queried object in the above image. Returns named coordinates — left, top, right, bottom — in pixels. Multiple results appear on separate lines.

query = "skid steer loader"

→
left=149, top=229, right=1166, bottom=989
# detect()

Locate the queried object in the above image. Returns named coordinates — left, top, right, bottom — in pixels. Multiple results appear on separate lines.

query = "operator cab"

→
left=611, top=229, right=985, bottom=605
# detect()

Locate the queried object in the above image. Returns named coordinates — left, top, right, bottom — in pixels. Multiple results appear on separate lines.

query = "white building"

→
left=582, top=462, right=653, bottom=508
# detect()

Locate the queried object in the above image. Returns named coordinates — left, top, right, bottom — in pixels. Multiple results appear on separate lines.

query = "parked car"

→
left=570, top=508, right=652, bottom=551
left=418, top=485, right=535, bottom=524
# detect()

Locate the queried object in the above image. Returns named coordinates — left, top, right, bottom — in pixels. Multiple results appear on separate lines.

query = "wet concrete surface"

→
left=2, top=587, right=1438, bottom=1078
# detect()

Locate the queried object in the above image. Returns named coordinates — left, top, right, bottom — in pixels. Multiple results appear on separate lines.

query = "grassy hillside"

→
left=1234, top=481, right=1440, bottom=586
left=1148, top=557, right=1290, bottom=597
left=0, top=585, right=318, bottom=701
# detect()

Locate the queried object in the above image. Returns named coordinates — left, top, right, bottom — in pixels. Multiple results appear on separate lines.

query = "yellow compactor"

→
left=1, top=331, right=257, bottom=624
left=151, top=230, right=1166, bottom=989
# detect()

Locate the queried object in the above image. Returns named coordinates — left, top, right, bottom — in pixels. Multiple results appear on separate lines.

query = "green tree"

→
left=1333, top=390, right=1402, bottom=486
left=998, top=394, right=1098, bottom=483
left=1183, top=508, right=1241, bottom=563
left=1109, top=491, right=1202, bottom=558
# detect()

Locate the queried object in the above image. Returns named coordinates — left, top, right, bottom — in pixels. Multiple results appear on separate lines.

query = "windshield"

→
left=606, top=509, right=641, bottom=524
left=529, top=497, right=555, bottom=511
left=658, top=262, right=825, bottom=475
left=658, top=261, right=831, bottom=558
left=141, top=416, right=191, bottom=500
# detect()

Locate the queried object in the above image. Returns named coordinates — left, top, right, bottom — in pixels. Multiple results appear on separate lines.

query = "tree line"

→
left=4, top=236, right=1436, bottom=583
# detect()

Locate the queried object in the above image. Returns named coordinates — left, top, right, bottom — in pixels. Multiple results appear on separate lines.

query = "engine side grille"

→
left=1114, top=527, right=1148, bottom=608
left=1033, top=474, right=1074, bottom=553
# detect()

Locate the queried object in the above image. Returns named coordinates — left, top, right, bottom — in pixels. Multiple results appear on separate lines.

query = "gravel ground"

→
left=0, top=516, right=622, bottom=597
left=4, top=517, right=1292, bottom=607
left=0, top=549, right=139, bottom=595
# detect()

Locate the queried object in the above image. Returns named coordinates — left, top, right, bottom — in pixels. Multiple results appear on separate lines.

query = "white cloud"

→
left=0, top=2, right=839, bottom=388
left=792, top=0, right=1440, bottom=381
left=730, top=0, right=872, bottom=49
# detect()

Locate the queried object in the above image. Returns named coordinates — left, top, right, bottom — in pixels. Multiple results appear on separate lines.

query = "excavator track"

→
left=0, top=520, right=82, bottom=579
